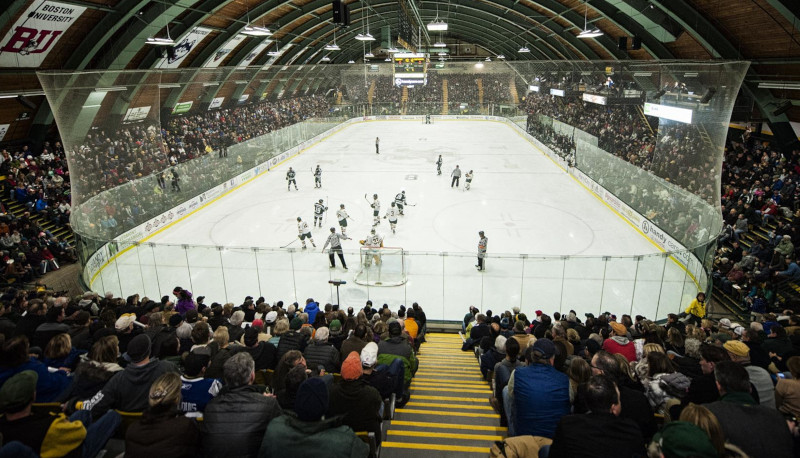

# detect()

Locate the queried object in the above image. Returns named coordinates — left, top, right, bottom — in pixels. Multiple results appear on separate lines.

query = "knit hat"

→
left=651, top=421, right=718, bottom=458
left=535, top=310, right=543, bottom=317
left=244, top=326, right=260, bottom=347
left=251, top=319, right=264, bottom=330
left=311, top=327, right=328, bottom=342
left=724, top=340, right=750, bottom=357
left=0, top=370, right=37, bottom=413
left=329, top=320, right=342, bottom=334
left=495, top=335, right=507, bottom=355
left=361, top=342, right=378, bottom=368
left=264, top=311, right=278, bottom=324
left=533, top=338, right=556, bottom=359
left=711, top=333, right=731, bottom=344
left=610, top=321, right=627, bottom=336
left=341, top=352, right=363, bottom=380
left=290, top=317, right=303, bottom=330
left=388, top=321, right=402, bottom=337
left=718, top=318, right=732, bottom=329
left=169, top=314, right=184, bottom=328
left=115, top=313, right=136, bottom=331
left=125, top=334, right=152, bottom=363
left=295, top=377, right=329, bottom=421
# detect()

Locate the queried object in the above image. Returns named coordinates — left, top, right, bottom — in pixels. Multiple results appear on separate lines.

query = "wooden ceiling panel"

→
left=664, top=31, right=713, bottom=60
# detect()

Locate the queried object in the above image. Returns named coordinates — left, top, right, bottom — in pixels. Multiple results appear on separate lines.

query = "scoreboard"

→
left=393, top=52, right=427, bottom=87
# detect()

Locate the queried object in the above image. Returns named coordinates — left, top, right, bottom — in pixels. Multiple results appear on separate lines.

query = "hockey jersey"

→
left=298, top=221, right=310, bottom=234
left=385, top=207, right=398, bottom=221
left=314, top=202, right=327, bottom=216
left=336, top=209, right=349, bottom=221
left=180, top=376, right=222, bottom=417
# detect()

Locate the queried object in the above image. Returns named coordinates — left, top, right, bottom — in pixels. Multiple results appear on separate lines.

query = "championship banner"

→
left=204, top=34, right=246, bottom=68
left=156, top=27, right=212, bottom=69
left=0, top=124, right=9, bottom=142
left=237, top=40, right=270, bottom=68
left=208, top=97, right=225, bottom=110
left=0, top=1, right=87, bottom=68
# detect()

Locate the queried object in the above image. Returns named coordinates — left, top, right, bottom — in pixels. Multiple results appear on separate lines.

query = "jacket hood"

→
left=610, top=335, right=630, bottom=345
left=283, top=411, right=343, bottom=434
left=121, top=358, right=168, bottom=384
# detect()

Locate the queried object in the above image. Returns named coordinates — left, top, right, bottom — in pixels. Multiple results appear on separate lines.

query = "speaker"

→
left=618, top=37, right=627, bottom=51
left=342, top=3, right=349, bottom=26
left=631, top=36, right=642, bottom=50
left=16, top=96, right=36, bottom=110
left=773, top=100, right=793, bottom=117
left=332, top=1, right=342, bottom=22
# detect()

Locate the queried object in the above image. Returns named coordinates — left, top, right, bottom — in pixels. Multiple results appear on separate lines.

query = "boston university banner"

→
left=0, top=1, right=87, bottom=68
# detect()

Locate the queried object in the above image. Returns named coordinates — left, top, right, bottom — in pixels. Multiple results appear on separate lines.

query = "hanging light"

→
left=433, top=42, right=447, bottom=48
left=518, top=46, right=530, bottom=53
left=497, top=54, right=505, bottom=59
left=321, top=56, right=331, bottom=62
left=365, top=52, right=375, bottom=58
left=475, top=62, right=484, bottom=69
left=485, top=56, right=491, bottom=62
left=427, top=20, right=448, bottom=31
left=355, top=32, right=375, bottom=41
left=146, top=37, right=175, bottom=46
left=242, top=26, right=271, bottom=36
left=348, top=60, right=355, bottom=64
left=577, top=2, right=603, bottom=38
left=385, top=57, right=391, bottom=62
left=324, top=28, right=340, bottom=50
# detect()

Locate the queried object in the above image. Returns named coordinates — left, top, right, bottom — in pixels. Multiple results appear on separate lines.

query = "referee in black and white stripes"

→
left=322, top=227, right=350, bottom=269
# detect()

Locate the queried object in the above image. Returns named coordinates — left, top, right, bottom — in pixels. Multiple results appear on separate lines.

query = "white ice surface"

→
left=93, top=120, right=696, bottom=320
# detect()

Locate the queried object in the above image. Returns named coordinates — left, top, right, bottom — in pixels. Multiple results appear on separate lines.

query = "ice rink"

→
left=94, top=120, right=695, bottom=320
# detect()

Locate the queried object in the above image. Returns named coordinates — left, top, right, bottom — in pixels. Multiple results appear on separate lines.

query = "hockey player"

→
left=286, top=167, right=298, bottom=191
left=465, top=170, right=474, bottom=190
left=371, top=194, right=381, bottom=226
left=451, top=165, right=462, bottom=188
left=384, top=202, right=399, bottom=234
left=394, top=190, right=406, bottom=215
left=322, top=227, right=350, bottom=269
left=375, top=137, right=380, bottom=154
left=297, top=217, right=316, bottom=249
left=313, top=165, right=322, bottom=188
left=336, top=204, right=351, bottom=235
left=436, top=155, right=443, bottom=175
left=362, top=228, right=383, bottom=266
left=313, top=199, right=328, bottom=227
left=477, top=230, right=487, bottom=271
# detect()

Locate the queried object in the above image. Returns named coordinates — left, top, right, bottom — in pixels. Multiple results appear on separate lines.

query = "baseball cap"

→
left=361, top=342, right=378, bottom=367
left=533, top=338, right=556, bottom=359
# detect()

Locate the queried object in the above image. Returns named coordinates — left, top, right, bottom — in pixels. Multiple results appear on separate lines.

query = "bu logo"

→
left=1, top=27, right=63, bottom=55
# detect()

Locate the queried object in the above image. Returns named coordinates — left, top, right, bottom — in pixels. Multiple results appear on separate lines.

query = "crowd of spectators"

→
left=462, top=302, right=800, bottom=456
left=0, top=286, right=428, bottom=457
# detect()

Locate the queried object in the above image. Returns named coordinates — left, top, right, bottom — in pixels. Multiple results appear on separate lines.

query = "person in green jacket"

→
left=259, top=377, right=369, bottom=458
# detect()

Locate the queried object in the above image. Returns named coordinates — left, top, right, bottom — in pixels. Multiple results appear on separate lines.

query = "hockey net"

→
left=355, top=246, right=407, bottom=286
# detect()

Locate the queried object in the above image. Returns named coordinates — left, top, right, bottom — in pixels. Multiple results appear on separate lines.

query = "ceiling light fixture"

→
left=497, top=54, right=505, bottom=59
left=146, top=36, right=175, bottom=46
left=577, top=2, right=603, bottom=38
left=433, top=42, right=447, bottom=48
left=365, top=52, right=374, bottom=58
left=348, top=59, right=355, bottom=64
left=242, top=26, right=271, bottom=36
left=321, top=56, right=331, bottom=62
left=518, top=46, right=530, bottom=53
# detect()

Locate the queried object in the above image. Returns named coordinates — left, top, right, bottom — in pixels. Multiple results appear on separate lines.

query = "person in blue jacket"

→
left=0, top=336, right=70, bottom=402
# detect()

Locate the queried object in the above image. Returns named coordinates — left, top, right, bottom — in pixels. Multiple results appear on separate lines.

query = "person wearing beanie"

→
left=276, top=317, right=309, bottom=360
left=377, top=322, right=416, bottom=407
left=203, top=353, right=282, bottom=457
left=723, top=339, right=776, bottom=409
left=77, top=334, right=179, bottom=418
left=646, top=421, right=718, bottom=458
left=303, top=326, right=341, bottom=374
left=327, top=352, right=383, bottom=443
left=0, top=370, right=121, bottom=458
left=233, top=326, right=278, bottom=372
left=602, top=321, right=636, bottom=362
left=259, top=377, right=369, bottom=458
left=705, top=361, right=793, bottom=457
left=327, top=319, right=346, bottom=350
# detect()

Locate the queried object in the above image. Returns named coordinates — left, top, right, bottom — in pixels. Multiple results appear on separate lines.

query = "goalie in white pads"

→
left=362, top=228, right=384, bottom=266
left=313, top=199, right=327, bottom=227
left=394, top=190, right=406, bottom=215
left=336, top=204, right=351, bottom=235
left=371, top=194, right=381, bottom=226
left=313, top=165, right=322, bottom=188
left=384, top=202, right=399, bottom=234
left=296, top=217, right=316, bottom=249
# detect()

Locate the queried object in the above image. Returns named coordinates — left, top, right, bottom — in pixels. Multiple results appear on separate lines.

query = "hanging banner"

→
left=156, top=27, right=212, bottom=69
left=237, top=40, right=270, bottom=68
left=0, top=1, right=87, bottom=68
left=0, top=124, right=9, bottom=142
left=208, top=97, right=225, bottom=110
left=172, top=101, right=193, bottom=114
left=204, top=34, right=246, bottom=68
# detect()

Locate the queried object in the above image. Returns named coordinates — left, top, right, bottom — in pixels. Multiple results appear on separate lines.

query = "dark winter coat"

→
left=258, top=412, right=369, bottom=458
left=81, top=358, right=178, bottom=418
left=276, top=330, right=308, bottom=359
left=327, top=379, right=383, bottom=441
left=125, top=408, right=201, bottom=458
left=303, top=340, right=341, bottom=373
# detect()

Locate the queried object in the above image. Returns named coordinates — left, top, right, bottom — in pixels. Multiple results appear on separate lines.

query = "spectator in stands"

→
left=378, top=321, right=417, bottom=403
left=646, top=421, right=720, bottom=458
left=723, top=339, right=776, bottom=409
left=173, top=287, right=195, bottom=315
left=340, top=324, right=369, bottom=360
left=179, top=352, right=221, bottom=418
left=273, top=350, right=307, bottom=393
left=236, top=326, right=278, bottom=371
left=42, top=333, right=85, bottom=372
left=125, top=372, right=201, bottom=457
left=56, top=335, right=123, bottom=403
left=685, top=344, right=729, bottom=406
left=79, top=334, right=177, bottom=418
left=276, top=364, right=308, bottom=411
left=203, top=352, right=281, bottom=457
left=705, top=361, right=794, bottom=456
left=776, top=356, right=800, bottom=417
left=548, top=374, right=645, bottom=457
left=328, top=352, right=383, bottom=442
left=0, top=335, right=70, bottom=402
left=775, top=255, right=800, bottom=281
left=462, top=313, right=490, bottom=351
left=0, top=370, right=120, bottom=458
left=276, top=317, right=308, bottom=359
left=602, top=321, right=635, bottom=362
left=359, top=342, right=395, bottom=400
left=491, top=336, right=521, bottom=426
left=303, top=326, right=341, bottom=374
left=506, top=339, right=570, bottom=438
left=259, top=377, right=369, bottom=458
left=480, top=335, right=506, bottom=379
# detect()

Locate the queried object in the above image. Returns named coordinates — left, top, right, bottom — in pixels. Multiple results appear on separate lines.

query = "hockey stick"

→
left=406, top=202, right=416, bottom=207
left=281, top=238, right=298, bottom=248
left=364, top=193, right=370, bottom=205
left=324, top=195, right=329, bottom=223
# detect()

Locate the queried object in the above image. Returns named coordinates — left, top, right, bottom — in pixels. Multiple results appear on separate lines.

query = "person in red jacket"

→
left=602, top=321, right=636, bottom=362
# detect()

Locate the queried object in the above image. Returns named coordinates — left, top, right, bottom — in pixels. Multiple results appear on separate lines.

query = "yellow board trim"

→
left=413, top=379, right=489, bottom=387
left=381, top=442, right=490, bottom=453
left=387, top=430, right=503, bottom=441
left=397, top=408, right=500, bottom=418
left=390, top=419, right=507, bottom=432
left=404, top=402, right=495, bottom=411
left=409, top=395, right=490, bottom=403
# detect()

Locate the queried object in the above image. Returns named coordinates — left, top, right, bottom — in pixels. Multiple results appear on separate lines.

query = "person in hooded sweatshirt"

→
left=304, top=299, right=320, bottom=325
left=602, top=321, right=636, bottom=362
left=77, top=334, right=178, bottom=418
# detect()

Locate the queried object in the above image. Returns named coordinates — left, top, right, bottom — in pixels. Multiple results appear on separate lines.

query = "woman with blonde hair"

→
left=634, top=343, right=665, bottom=382
left=776, top=355, right=800, bottom=417
left=56, top=335, right=122, bottom=402
left=125, top=372, right=200, bottom=457
left=679, top=403, right=747, bottom=457
left=43, top=333, right=86, bottom=371
left=269, top=318, right=290, bottom=347
left=566, top=357, right=591, bottom=403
